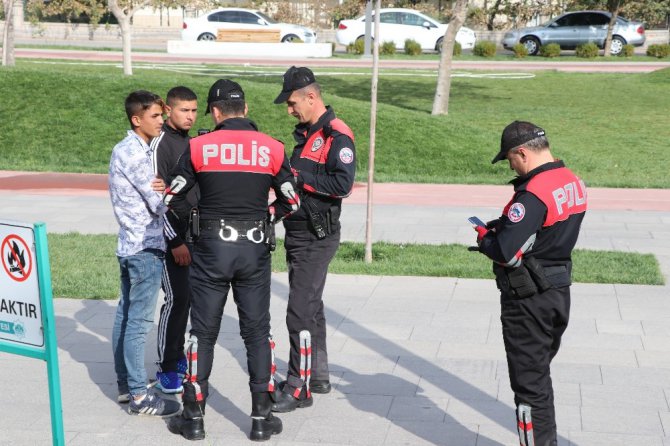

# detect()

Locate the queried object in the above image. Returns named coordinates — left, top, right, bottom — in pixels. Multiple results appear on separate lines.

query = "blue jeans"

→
left=112, top=249, right=164, bottom=397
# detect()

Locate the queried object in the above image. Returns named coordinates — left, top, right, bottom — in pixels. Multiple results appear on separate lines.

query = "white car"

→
left=336, top=8, right=476, bottom=52
left=181, top=8, right=317, bottom=43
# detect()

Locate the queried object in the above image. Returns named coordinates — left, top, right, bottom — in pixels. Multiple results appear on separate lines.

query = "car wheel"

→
left=520, top=36, right=540, bottom=56
left=436, top=37, right=443, bottom=53
left=355, top=35, right=373, bottom=45
left=282, top=34, right=301, bottom=43
left=610, top=36, right=626, bottom=55
left=197, top=33, right=216, bottom=42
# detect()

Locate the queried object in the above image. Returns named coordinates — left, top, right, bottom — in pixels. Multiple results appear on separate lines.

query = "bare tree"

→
left=2, top=0, right=16, bottom=66
left=431, top=0, right=468, bottom=116
left=108, top=0, right=151, bottom=75
left=602, top=0, right=623, bottom=56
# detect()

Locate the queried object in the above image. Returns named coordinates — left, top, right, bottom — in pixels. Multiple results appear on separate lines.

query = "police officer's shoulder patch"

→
left=339, top=147, right=354, bottom=164
left=311, top=136, right=324, bottom=152
left=508, top=202, right=525, bottom=223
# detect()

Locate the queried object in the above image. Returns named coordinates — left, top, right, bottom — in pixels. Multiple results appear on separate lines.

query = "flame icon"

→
left=7, top=241, right=26, bottom=275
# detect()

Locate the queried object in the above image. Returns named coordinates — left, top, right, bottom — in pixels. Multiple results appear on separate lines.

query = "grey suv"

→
left=502, top=10, right=646, bottom=56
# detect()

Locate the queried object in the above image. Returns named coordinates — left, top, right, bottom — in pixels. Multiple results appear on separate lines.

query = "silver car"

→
left=502, top=10, right=646, bottom=56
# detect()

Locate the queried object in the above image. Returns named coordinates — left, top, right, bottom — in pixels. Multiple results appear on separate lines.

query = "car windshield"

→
left=255, top=11, right=277, bottom=24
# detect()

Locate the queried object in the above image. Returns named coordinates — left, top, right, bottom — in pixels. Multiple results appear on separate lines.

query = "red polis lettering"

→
left=202, top=141, right=270, bottom=167
left=552, top=179, right=586, bottom=216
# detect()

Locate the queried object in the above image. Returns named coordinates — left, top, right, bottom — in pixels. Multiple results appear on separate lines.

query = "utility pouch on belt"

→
left=505, top=266, right=538, bottom=299
left=524, top=256, right=553, bottom=292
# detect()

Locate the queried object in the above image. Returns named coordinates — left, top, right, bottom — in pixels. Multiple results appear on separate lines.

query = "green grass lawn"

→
left=49, top=233, right=663, bottom=299
left=1, top=61, right=669, bottom=187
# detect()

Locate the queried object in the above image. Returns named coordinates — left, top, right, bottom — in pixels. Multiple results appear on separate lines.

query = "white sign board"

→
left=0, top=221, right=43, bottom=347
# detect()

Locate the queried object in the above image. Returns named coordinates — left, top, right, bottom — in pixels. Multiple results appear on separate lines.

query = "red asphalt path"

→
left=0, top=171, right=667, bottom=212
left=16, top=48, right=670, bottom=73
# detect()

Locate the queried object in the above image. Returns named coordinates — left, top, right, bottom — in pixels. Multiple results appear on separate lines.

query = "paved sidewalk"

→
left=1, top=172, right=669, bottom=445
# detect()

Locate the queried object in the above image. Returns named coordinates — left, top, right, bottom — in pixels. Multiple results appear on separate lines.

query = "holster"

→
left=503, top=266, right=538, bottom=299
left=495, top=258, right=572, bottom=299
left=188, top=208, right=200, bottom=242
left=266, top=216, right=276, bottom=252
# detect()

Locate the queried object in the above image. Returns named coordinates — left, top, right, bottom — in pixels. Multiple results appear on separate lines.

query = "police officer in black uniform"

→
left=271, top=66, right=356, bottom=412
left=474, top=121, right=587, bottom=446
left=163, top=79, right=300, bottom=442
left=152, top=86, right=199, bottom=394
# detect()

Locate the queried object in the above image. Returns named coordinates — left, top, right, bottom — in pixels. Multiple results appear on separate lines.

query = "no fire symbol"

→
left=1, top=234, right=33, bottom=282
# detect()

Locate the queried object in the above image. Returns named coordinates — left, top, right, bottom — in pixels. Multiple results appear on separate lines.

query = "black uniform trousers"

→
left=183, top=229, right=273, bottom=405
left=157, top=242, right=192, bottom=372
left=283, top=224, right=340, bottom=391
left=501, top=286, right=570, bottom=446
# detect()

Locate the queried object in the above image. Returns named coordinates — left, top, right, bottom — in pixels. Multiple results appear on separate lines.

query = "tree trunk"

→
left=2, top=0, right=16, bottom=67
left=431, top=0, right=468, bottom=116
left=603, top=1, right=621, bottom=57
left=120, top=18, right=132, bottom=75
left=108, top=0, right=149, bottom=76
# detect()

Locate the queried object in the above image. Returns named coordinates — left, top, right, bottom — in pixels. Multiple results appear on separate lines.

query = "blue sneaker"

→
left=155, top=371, right=184, bottom=394
left=128, top=392, right=180, bottom=418
left=177, top=357, right=188, bottom=381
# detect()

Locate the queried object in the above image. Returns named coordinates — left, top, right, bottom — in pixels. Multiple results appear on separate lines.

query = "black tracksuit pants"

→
left=283, top=224, right=340, bottom=391
left=182, top=229, right=274, bottom=407
left=501, top=286, right=570, bottom=446
left=157, top=242, right=191, bottom=372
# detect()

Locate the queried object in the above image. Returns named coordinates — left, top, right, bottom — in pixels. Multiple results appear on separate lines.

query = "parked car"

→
left=336, top=8, right=476, bottom=53
left=181, top=8, right=317, bottom=43
left=502, top=10, right=645, bottom=56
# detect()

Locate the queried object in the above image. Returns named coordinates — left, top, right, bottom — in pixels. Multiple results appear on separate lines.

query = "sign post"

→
left=0, top=220, right=64, bottom=445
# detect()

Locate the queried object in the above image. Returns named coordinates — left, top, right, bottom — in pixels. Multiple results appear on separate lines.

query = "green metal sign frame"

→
left=0, top=222, right=64, bottom=445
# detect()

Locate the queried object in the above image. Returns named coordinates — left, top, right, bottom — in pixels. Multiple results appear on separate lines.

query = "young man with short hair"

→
left=109, top=90, right=180, bottom=418
left=152, top=86, right=199, bottom=394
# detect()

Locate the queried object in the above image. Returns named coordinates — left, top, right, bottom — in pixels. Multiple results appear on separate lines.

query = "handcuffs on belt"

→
left=219, top=223, right=265, bottom=244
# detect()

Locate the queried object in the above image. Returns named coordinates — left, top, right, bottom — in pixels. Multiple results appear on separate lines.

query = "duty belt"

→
left=200, top=219, right=266, bottom=244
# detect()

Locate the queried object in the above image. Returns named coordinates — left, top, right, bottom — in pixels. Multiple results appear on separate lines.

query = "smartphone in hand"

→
left=468, top=216, right=486, bottom=227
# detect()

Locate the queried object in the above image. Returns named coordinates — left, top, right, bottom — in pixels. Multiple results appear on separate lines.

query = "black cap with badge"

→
left=491, top=121, right=547, bottom=164
left=273, top=66, right=316, bottom=104
left=206, top=79, right=245, bottom=114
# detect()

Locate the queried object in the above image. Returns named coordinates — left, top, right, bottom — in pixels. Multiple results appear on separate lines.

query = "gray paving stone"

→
left=636, top=350, right=670, bottom=368
left=384, top=421, right=478, bottom=446
left=293, top=415, right=390, bottom=445
left=581, top=383, right=669, bottom=409
left=602, top=366, right=670, bottom=387
left=551, top=363, right=603, bottom=385
left=581, top=405, right=664, bottom=435
left=387, top=396, right=449, bottom=421
left=569, top=431, right=664, bottom=446
left=596, top=319, right=644, bottom=336
left=642, top=335, right=670, bottom=352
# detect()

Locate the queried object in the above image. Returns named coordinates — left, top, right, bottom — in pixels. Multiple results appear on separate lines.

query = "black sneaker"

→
left=309, top=380, right=331, bottom=394
left=128, top=393, right=180, bottom=418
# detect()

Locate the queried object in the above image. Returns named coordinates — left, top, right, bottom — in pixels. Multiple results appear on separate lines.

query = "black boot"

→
left=169, top=385, right=206, bottom=441
left=250, top=392, right=283, bottom=442
left=167, top=414, right=205, bottom=441
left=270, top=383, right=313, bottom=413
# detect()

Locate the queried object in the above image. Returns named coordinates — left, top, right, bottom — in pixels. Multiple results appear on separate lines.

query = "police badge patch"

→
left=508, top=203, right=525, bottom=223
left=339, top=147, right=354, bottom=164
left=311, top=137, right=324, bottom=152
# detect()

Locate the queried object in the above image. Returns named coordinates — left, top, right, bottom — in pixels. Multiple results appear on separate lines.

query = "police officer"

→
left=474, top=121, right=587, bottom=446
left=163, top=79, right=300, bottom=442
left=152, top=86, right=199, bottom=394
left=271, top=66, right=356, bottom=412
